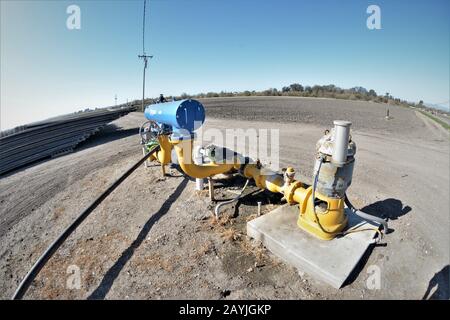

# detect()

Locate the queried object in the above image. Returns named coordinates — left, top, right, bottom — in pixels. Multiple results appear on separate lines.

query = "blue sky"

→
left=1, top=0, right=449, bottom=129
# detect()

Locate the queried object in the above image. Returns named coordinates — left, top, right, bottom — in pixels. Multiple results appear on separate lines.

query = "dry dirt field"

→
left=0, top=96, right=448, bottom=299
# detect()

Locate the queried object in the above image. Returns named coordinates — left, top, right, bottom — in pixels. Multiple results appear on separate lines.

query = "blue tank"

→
left=144, top=99, right=205, bottom=133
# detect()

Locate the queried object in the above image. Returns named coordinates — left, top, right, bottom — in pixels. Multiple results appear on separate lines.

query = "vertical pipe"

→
left=143, top=146, right=149, bottom=168
left=332, top=120, right=351, bottom=166
left=208, top=178, right=215, bottom=201
left=194, top=146, right=204, bottom=191
left=196, top=177, right=204, bottom=191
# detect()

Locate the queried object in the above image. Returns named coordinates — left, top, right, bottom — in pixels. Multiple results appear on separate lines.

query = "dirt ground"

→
left=0, top=97, right=448, bottom=299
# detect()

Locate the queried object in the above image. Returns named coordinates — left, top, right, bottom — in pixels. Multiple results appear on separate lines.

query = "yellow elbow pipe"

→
left=170, top=138, right=237, bottom=179
left=156, top=135, right=172, bottom=165
left=149, top=135, right=172, bottom=165
left=293, top=186, right=311, bottom=210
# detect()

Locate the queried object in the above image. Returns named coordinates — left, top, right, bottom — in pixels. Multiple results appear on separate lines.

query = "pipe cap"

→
left=333, top=120, right=352, bottom=127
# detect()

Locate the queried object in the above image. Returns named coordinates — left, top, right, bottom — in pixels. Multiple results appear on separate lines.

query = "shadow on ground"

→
left=422, top=265, right=449, bottom=300
left=326, top=197, right=410, bottom=287
left=87, top=177, right=189, bottom=299
left=360, top=198, right=411, bottom=221
left=212, top=174, right=283, bottom=217
left=359, top=198, right=411, bottom=234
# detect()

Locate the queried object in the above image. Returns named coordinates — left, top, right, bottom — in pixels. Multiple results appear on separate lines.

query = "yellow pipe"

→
left=170, top=138, right=238, bottom=179
left=156, top=135, right=172, bottom=165
left=154, top=133, right=347, bottom=240
left=243, top=164, right=284, bottom=193
left=149, top=135, right=172, bottom=165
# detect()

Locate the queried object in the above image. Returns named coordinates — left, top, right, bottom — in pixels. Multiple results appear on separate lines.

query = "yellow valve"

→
left=285, top=167, right=295, bottom=175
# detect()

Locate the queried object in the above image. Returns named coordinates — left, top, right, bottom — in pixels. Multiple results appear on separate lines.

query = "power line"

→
left=142, top=0, right=146, bottom=55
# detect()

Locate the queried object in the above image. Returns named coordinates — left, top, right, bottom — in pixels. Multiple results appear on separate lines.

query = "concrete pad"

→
left=247, top=205, right=379, bottom=288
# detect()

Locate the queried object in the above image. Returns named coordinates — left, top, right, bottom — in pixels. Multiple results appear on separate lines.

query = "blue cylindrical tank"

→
left=144, top=99, right=205, bottom=133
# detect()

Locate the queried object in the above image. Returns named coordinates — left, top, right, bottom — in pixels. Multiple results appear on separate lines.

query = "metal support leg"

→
left=142, top=147, right=149, bottom=168
left=208, top=178, right=214, bottom=201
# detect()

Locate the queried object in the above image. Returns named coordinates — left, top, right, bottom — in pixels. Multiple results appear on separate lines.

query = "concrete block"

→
left=247, top=205, right=379, bottom=288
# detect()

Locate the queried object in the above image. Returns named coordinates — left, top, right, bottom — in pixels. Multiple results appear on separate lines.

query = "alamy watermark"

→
left=366, top=264, right=381, bottom=290
left=367, top=5, right=381, bottom=30
left=66, top=4, right=81, bottom=30
left=66, top=264, right=81, bottom=290
left=174, top=122, right=280, bottom=173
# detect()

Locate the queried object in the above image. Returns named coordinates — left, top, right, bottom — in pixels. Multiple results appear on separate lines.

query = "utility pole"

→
left=139, top=0, right=153, bottom=112
left=138, top=53, right=153, bottom=112
left=115, top=94, right=117, bottom=106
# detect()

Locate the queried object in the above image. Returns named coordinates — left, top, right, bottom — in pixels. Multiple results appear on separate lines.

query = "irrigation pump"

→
left=142, top=100, right=385, bottom=241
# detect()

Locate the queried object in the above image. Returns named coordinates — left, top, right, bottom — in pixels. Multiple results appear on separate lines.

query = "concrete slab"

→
left=247, top=205, right=379, bottom=288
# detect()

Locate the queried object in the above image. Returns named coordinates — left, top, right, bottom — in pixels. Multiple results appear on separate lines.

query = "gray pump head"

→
left=314, top=121, right=356, bottom=198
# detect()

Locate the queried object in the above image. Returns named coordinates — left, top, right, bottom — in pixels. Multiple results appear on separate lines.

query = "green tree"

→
left=289, top=83, right=304, bottom=92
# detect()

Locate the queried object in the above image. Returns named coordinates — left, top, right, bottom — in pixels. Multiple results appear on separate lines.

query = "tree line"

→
left=124, top=83, right=432, bottom=111
left=176, top=83, right=421, bottom=108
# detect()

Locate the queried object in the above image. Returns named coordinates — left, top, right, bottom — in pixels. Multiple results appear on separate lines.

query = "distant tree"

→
left=243, top=90, right=251, bottom=96
left=350, top=86, right=368, bottom=94
left=312, top=85, right=322, bottom=91
left=219, top=91, right=233, bottom=97
left=289, top=83, right=304, bottom=92
left=282, top=86, right=291, bottom=93
left=206, top=92, right=219, bottom=98
left=323, top=84, right=337, bottom=92
left=419, top=100, right=424, bottom=105
left=368, top=89, right=377, bottom=97
left=262, top=88, right=279, bottom=96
